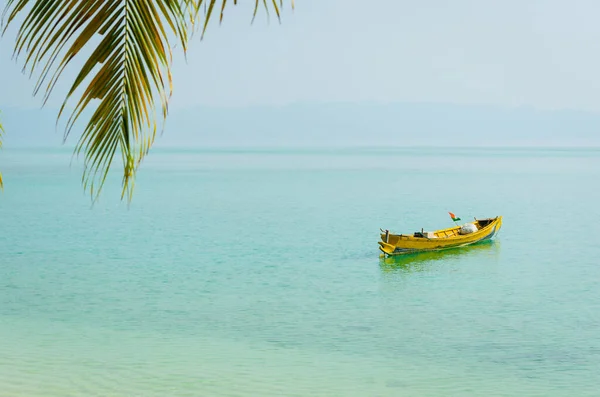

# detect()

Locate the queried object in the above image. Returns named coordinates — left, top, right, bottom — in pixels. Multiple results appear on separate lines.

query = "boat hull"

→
left=379, top=216, right=502, bottom=256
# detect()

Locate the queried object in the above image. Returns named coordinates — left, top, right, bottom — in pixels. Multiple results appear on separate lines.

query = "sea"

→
left=1, top=147, right=599, bottom=396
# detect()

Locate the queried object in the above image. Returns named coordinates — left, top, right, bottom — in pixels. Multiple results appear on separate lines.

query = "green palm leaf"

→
left=1, top=0, right=293, bottom=201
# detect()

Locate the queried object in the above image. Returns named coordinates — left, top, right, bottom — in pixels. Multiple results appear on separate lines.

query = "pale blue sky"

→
left=2, top=1, right=600, bottom=147
left=1, top=0, right=600, bottom=111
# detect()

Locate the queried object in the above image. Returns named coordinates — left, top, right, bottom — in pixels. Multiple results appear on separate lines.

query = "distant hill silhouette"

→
left=2, top=102, right=599, bottom=148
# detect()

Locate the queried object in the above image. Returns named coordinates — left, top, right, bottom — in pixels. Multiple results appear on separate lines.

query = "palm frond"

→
left=192, top=0, right=294, bottom=39
left=1, top=0, right=293, bottom=201
left=3, top=0, right=189, bottom=201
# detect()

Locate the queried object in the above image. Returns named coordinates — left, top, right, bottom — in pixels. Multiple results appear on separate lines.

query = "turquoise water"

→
left=1, top=147, right=599, bottom=396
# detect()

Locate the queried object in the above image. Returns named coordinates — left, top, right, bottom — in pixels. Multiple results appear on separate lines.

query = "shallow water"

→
left=1, top=147, right=599, bottom=396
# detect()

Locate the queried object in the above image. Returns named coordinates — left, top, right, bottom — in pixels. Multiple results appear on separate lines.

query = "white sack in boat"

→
left=460, top=223, right=478, bottom=234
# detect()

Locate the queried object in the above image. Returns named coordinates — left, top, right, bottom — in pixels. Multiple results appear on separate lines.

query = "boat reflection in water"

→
left=379, top=240, right=500, bottom=273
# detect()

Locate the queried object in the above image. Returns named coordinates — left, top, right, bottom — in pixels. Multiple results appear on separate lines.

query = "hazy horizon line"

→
left=4, top=100, right=600, bottom=115
left=3, top=144, right=600, bottom=151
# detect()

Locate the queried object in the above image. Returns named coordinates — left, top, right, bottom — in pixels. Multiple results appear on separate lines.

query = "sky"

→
left=1, top=0, right=600, bottom=146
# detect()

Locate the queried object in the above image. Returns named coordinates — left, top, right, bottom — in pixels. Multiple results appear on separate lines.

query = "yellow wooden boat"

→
left=379, top=216, right=502, bottom=257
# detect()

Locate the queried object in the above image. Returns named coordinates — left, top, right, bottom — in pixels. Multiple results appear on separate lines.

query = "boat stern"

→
left=378, top=241, right=396, bottom=256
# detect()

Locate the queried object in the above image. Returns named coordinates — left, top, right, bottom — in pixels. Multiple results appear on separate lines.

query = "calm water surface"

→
left=1, top=147, right=599, bottom=396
